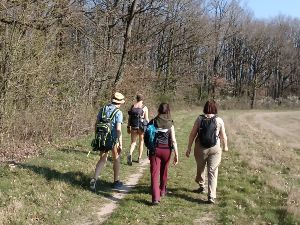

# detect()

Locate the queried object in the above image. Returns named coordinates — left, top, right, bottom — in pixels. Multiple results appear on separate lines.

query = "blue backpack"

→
left=144, top=121, right=157, bottom=155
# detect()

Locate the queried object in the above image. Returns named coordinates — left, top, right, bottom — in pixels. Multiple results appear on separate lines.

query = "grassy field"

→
left=0, top=109, right=299, bottom=225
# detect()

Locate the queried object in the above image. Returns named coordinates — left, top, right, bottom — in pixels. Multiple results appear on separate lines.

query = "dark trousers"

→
left=149, top=144, right=171, bottom=202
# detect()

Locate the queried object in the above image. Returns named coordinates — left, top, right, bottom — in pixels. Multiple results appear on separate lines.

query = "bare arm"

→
left=186, top=119, right=199, bottom=157
left=144, top=106, right=149, bottom=122
left=116, top=123, right=122, bottom=149
left=219, top=122, right=228, bottom=151
left=170, top=125, right=178, bottom=165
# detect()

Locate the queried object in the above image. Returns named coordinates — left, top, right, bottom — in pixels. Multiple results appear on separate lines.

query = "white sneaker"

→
left=208, top=196, right=215, bottom=204
left=90, top=178, right=96, bottom=191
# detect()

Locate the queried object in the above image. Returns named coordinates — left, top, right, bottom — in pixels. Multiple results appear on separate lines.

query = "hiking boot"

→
left=198, top=186, right=206, bottom=194
left=152, top=200, right=160, bottom=205
left=208, top=196, right=215, bottom=204
left=127, top=155, right=132, bottom=166
left=137, top=157, right=141, bottom=163
left=113, top=180, right=123, bottom=189
left=90, top=178, right=96, bottom=191
left=161, top=187, right=170, bottom=197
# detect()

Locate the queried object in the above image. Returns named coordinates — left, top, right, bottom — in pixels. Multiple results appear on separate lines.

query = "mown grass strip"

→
left=0, top=110, right=299, bottom=225
left=101, top=110, right=299, bottom=225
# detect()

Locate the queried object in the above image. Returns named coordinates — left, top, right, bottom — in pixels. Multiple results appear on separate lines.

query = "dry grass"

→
left=224, top=110, right=300, bottom=220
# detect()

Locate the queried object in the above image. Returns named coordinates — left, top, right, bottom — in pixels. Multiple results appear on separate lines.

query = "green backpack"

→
left=91, top=106, right=119, bottom=151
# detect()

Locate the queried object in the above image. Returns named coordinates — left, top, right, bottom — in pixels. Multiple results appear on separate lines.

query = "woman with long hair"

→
left=148, top=103, right=178, bottom=205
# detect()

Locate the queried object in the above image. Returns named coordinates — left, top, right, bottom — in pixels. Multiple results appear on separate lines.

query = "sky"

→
left=241, top=0, right=300, bottom=19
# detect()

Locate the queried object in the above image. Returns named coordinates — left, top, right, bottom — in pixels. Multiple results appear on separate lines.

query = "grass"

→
left=0, top=133, right=139, bottom=225
left=0, top=109, right=299, bottom=224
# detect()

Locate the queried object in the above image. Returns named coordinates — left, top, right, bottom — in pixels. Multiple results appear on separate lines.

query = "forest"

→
left=0, top=0, right=299, bottom=160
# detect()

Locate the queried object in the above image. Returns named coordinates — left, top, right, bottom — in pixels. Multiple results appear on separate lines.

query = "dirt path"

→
left=78, top=158, right=149, bottom=225
left=78, top=111, right=300, bottom=225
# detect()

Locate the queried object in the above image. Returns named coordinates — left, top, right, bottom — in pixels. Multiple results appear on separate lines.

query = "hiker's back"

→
left=144, top=116, right=173, bottom=156
left=128, top=103, right=146, bottom=129
left=156, top=123, right=171, bottom=146
left=93, top=103, right=122, bottom=151
left=90, top=92, right=125, bottom=192
left=147, top=103, right=178, bottom=205
left=197, top=115, right=224, bottom=148
left=127, top=94, right=149, bottom=165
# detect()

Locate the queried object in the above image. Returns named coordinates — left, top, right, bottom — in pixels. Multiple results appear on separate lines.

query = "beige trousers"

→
left=194, top=138, right=222, bottom=198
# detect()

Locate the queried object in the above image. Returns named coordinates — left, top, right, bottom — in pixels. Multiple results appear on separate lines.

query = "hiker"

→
left=90, top=92, right=125, bottom=191
left=185, top=100, right=228, bottom=204
left=127, top=94, right=149, bottom=165
left=148, top=103, right=178, bottom=205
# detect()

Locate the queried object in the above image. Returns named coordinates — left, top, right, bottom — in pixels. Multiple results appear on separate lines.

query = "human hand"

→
left=117, top=145, right=122, bottom=154
left=185, top=149, right=191, bottom=158
left=173, top=154, right=178, bottom=166
left=223, top=147, right=229, bottom=152
left=127, top=127, right=131, bottom=134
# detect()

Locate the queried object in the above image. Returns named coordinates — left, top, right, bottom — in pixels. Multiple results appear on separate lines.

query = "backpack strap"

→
left=101, top=106, right=106, bottom=119
left=100, top=105, right=119, bottom=121
left=199, top=114, right=218, bottom=121
left=109, top=107, right=119, bottom=120
left=128, top=104, right=134, bottom=116
left=198, top=114, right=216, bottom=132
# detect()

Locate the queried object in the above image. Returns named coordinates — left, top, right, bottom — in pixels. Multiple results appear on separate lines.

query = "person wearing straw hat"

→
left=90, top=92, right=125, bottom=190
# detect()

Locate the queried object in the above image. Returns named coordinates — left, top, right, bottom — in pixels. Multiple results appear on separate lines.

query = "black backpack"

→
left=145, top=119, right=173, bottom=156
left=198, top=115, right=218, bottom=148
left=91, top=105, right=119, bottom=151
left=128, top=105, right=144, bottom=129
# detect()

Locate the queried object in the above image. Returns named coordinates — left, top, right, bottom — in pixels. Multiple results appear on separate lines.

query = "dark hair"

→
left=203, top=100, right=218, bottom=114
left=158, top=103, right=171, bottom=116
left=136, top=94, right=144, bottom=102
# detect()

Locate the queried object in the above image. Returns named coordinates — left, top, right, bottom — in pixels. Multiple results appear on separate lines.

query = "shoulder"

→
left=215, top=116, right=224, bottom=126
left=115, top=108, right=123, bottom=117
left=150, top=118, right=158, bottom=127
left=117, top=108, right=123, bottom=114
left=149, top=118, right=155, bottom=125
left=196, top=115, right=203, bottom=124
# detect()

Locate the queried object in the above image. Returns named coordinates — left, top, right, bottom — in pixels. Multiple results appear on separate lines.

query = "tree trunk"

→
left=250, top=79, right=257, bottom=109
left=114, top=0, right=138, bottom=89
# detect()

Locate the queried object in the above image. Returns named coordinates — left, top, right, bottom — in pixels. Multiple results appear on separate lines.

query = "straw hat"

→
left=112, top=92, right=125, bottom=104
